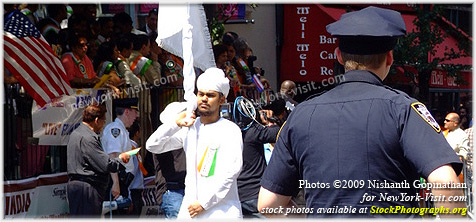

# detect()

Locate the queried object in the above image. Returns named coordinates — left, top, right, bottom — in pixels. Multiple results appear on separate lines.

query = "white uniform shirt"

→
left=446, top=128, right=470, bottom=159
left=102, top=118, right=143, bottom=189
left=146, top=117, right=243, bottom=218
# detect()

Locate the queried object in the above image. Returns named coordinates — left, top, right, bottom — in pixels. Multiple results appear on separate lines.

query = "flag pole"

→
left=182, top=4, right=197, bottom=122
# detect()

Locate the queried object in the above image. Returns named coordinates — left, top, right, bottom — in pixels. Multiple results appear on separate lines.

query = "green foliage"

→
left=209, top=4, right=258, bottom=46
left=392, top=4, right=471, bottom=100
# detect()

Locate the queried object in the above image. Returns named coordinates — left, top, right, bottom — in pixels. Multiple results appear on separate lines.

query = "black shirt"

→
left=238, top=123, right=280, bottom=201
left=261, top=70, right=462, bottom=218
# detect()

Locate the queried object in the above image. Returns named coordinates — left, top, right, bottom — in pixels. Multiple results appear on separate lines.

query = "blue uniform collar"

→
left=339, top=70, right=384, bottom=86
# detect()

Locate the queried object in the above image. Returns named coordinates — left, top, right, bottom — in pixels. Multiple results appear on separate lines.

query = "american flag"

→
left=4, top=10, right=73, bottom=107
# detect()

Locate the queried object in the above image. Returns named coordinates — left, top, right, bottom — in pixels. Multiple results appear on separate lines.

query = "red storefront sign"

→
left=429, top=69, right=472, bottom=89
left=280, top=4, right=472, bottom=88
left=280, top=4, right=345, bottom=82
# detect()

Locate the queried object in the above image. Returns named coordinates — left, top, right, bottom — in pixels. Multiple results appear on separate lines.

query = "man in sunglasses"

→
left=444, top=112, right=470, bottom=160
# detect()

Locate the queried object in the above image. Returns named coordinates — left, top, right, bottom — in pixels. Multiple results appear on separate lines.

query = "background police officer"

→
left=258, top=6, right=465, bottom=218
left=101, top=98, right=142, bottom=215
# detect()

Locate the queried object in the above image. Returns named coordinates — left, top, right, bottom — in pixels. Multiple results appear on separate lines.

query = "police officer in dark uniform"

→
left=258, top=6, right=465, bottom=218
left=67, top=104, right=131, bottom=217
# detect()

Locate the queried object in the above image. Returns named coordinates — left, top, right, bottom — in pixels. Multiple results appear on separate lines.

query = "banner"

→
left=3, top=173, right=69, bottom=218
left=280, top=4, right=344, bottom=83
left=32, top=88, right=113, bottom=146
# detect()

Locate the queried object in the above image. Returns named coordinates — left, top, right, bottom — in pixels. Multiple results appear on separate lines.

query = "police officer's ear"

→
left=335, top=47, right=344, bottom=65
left=386, top=50, right=394, bottom=67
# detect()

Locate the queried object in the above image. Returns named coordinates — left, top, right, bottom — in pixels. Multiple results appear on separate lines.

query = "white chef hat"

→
left=196, top=67, right=230, bottom=98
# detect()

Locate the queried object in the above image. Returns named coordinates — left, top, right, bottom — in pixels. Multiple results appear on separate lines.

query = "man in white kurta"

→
left=146, top=68, right=243, bottom=218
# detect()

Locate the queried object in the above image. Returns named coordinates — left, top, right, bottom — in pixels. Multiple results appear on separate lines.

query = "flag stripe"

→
left=4, top=57, right=49, bottom=106
left=4, top=36, right=63, bottom=98
left=32, top=36, right=69, bottom=84
left=25, top=35, right=68, bottom=93
left=27, top=36, right=69, bottom=95
left=30, top=36, right=64, bottom=77
left=4, top=43, right=56, bottom=102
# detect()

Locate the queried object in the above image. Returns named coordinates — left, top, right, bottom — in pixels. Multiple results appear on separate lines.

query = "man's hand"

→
left=118, top=153, right=130, bottom=163
left=188, top=201, right=204, bottom=218
left=175, top=111, right=196, bottom=128
left=111, top=181, right=120, bottom=200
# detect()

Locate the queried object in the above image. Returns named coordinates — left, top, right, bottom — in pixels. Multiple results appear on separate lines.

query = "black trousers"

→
left=67, top=180, right=104, bottom=218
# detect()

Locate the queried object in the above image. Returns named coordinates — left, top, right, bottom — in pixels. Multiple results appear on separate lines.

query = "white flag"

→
left=156, top=4, right=215, bottom=72
left=157, top=4, right=215, bottom=112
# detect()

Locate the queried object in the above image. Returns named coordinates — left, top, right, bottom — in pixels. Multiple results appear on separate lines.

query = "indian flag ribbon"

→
left=197, top=145, right=218, bottom=177
left=238, top=58, right=249, bottom=71
left=130, top=56, right=152, bottom=77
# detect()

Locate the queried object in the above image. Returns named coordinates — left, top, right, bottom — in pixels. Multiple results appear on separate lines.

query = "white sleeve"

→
left=146, top=121, right=185, bottom=154
left=458, top=135, right=470, bottom=159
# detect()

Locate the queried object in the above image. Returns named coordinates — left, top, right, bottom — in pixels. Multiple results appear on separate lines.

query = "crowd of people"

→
left=4, top=3, right=292, bottom=218
left=3, top=3, right=473, bottom=219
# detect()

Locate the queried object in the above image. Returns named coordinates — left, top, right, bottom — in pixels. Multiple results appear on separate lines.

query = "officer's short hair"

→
left=340, top=52, right=387, bottom=70
left=115, top=107, right=126, bottom=116
left=83, top=104, right=106, bottom=123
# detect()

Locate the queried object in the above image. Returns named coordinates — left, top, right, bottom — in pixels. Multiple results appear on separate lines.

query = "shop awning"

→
left=401, top=13, right=472, bottom=66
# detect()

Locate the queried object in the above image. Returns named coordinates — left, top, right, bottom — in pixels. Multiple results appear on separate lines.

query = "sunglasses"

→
left=444, top=119, right=453, bottom=122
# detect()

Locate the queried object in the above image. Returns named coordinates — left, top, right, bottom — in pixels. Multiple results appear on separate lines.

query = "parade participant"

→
left=444, top=112, right=471, bottom=160
left=258, top=6, right=465, bottom=218
left=146, top=67, right=243, bottom=218
left=61, top=33, right=99, bottom=88
left=101, top=98, right=141, bottom=211
left=67, top=104, right=130, bottom=217
left=116, top=34, right=141, bottom=89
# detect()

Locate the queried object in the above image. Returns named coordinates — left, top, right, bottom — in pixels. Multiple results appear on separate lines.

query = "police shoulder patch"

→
left=111, top=128, right=121, bottom=138
left=411, top=102, right=441, bottom=133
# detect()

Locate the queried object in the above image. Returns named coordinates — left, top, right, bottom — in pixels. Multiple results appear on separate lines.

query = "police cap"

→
left=114, top=98, right=139, bottom=110
left=326, top=6, right=406, bottom=55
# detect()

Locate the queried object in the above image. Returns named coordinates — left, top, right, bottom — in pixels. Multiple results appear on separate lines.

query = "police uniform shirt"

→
left=101, top=118, right=134, bottom=173
left=260, top=70, right=462, bottom=217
